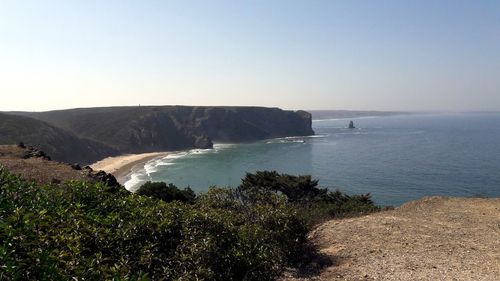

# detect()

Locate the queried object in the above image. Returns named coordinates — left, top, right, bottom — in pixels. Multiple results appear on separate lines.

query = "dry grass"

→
left=0, top=145, right=100, bottom=185
left=282, top=196, right=500, bottom=281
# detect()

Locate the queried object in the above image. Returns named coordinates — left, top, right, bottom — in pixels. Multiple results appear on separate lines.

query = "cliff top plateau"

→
left=282, top=196, right=500, bottom=281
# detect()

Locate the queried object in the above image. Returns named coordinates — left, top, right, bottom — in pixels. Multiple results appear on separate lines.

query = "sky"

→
left=1, top=0, right=499, bottom=112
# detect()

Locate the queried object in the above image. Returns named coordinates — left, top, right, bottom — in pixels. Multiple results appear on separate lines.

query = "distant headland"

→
left=309, top=110, right=410, bottom=120
left=0, top=106, right=314, bottom=165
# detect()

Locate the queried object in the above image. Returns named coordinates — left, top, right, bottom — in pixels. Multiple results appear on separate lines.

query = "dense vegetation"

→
left=238, top=171, right=380, bottom=226
left=0, top=169, right=378, bottom=280
left=136, top=182, right=196, bottom=204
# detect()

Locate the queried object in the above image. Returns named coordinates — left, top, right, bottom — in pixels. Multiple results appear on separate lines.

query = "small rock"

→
left=21, top=151, right=31, bottom=159
left=90, top=170, right=120, bottom=188
left=71, top=163, right=82, bottom=170
left=51, top=178, right=61, bottom=184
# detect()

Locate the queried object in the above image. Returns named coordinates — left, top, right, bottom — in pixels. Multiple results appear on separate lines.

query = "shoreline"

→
left=89, top=144, right=234, bottom=189
left=90, top=152, right=170, bottom=185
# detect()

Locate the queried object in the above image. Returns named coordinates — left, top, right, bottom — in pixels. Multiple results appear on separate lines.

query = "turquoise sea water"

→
left=125, top=113, right=500, bottom=206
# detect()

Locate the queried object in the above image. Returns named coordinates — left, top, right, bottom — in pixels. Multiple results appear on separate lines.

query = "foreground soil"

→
left=283, top=196, right=500, bottom=281
left=0, top=145, right=117, bottom=186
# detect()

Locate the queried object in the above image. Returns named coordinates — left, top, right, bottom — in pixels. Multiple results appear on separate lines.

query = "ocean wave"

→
left=305, top=134, right=328, bottom=138
left=214, top=143, right=236, bottom=150
left=124, top=169, right=150, bottom=192
left=266, top=139, right=307, bottom=144
left=124, top=144, right=237, bottom=191
left=144, top=161, right=159, bottom=175
left=265, top=134, right=328, bottom=144
left=156, top=162, right=176, bottom=166
left=164, top=152, right=189, bottom=159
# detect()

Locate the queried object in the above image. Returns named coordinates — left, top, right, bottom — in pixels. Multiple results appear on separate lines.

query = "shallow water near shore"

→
left=126, top=113, right=500, bottom=206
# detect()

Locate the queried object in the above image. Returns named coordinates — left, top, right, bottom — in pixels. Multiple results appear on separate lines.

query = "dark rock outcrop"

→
left=71, top=163, right=82, bottom=170
left=21, top=146, right=51, bottom=161
left=88, top=170, right=120, bottom=188
left=192, top=107, right=314, bottom=143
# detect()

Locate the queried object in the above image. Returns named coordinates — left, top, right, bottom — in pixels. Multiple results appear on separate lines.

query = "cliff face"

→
left=191, top=107, right=313, bottom=142
left=6, top=106, right=314, bottom=164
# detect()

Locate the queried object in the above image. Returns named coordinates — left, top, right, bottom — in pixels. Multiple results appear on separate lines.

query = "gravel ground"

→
left=282, top=196, right=500, bottom=281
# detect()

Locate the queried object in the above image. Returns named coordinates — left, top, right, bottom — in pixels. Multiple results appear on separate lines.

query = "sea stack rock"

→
left=348, top=120, right=355, bottom=129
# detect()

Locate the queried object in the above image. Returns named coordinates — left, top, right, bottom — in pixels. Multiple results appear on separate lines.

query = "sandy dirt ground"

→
left=0, top=145, right=92, bottom=184
left=282, top=196, right=500, bottom=281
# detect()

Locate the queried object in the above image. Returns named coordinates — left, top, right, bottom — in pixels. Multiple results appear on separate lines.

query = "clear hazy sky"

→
left=1, top=0, right=499, bottom=112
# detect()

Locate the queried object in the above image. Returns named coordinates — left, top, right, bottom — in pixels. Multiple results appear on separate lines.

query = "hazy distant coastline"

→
left=309, top=110, right=411, bottom=120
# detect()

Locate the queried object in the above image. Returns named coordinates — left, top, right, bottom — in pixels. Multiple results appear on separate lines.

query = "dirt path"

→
left=283, top=196, right=500, bottom=281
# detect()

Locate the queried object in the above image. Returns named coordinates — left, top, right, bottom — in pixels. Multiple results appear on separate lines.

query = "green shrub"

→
left=239, top=171, right=380, bottom=226
left=0, top=169, right=307, bottom=280
left=0, top=168, right=379, bottom=280
left=197, top=187, right=309, bottom=266
left=136, top=181, right=196, bottom=203
left=239, top=171, right=325, bottom=203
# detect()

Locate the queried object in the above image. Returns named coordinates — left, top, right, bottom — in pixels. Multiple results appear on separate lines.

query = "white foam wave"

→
left=124, top=144, right=238, bottom=191
left=265, top=134, right=328, bottom=144
left=213, top=143, right=236, bottom=151
left=266, top=139, right=306, bottom=144
left=124, top=169, right=150, bottom=192
left=304, top=134, right=328, bottom=138
left=144, top=162, right=159, bottom=175
left=156, top=162, right=176, bottom=166
left=191, top=148, right=213, bottom=154
left=164, top=152, right=189, bottom=159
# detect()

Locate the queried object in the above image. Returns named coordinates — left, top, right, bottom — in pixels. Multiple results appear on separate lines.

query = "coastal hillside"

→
left=282, top=196, right=500, bottom=281
left=10, top=106, right=314, bottom=158
left=0, top=113, right=118, bottom=164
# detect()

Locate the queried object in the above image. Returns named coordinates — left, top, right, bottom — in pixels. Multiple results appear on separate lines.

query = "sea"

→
left=125, top=113, right=500, bottom=206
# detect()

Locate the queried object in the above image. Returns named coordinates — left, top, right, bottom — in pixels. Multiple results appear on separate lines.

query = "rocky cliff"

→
left=5, top=106, right=314, bottom=164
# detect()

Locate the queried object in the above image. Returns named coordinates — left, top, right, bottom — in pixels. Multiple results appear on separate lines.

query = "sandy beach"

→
left=90, top=152, right=169, bottom=184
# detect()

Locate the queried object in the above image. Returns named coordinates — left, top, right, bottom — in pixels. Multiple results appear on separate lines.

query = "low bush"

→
left=0, top=169, right=379, bottom=280
left=238, top=171, right=380, bottom=226
left=136, top=181, right=196, bottom=203
left=0, top=169, right=307, bottom=280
